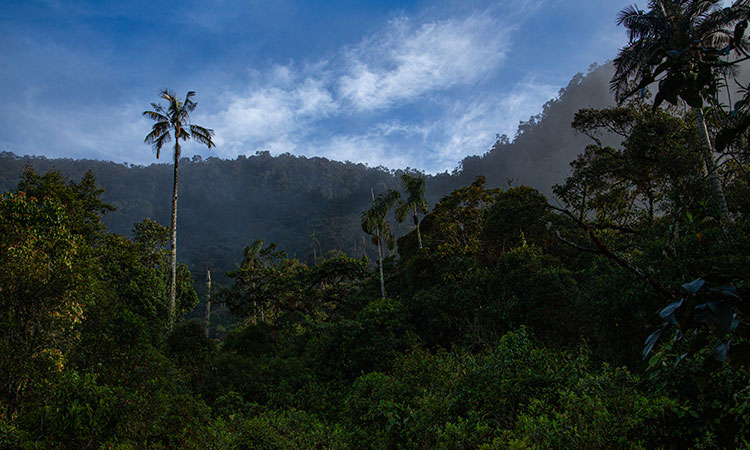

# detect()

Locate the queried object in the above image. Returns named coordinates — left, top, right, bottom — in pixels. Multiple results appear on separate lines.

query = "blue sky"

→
left=0, top=0, right=634, bottom=173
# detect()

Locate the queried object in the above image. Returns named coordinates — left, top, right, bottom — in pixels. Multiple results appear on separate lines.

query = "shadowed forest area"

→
left=2, top=1, right=750, bottom=448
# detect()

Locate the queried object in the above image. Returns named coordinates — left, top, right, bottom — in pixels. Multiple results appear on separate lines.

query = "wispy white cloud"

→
left=338, top=14, right=513, bottom=111
left=375, top=121, right=433, bottom=140
left=208, top=71, right=337, bottom=155
left=1, top=100, right=149, bottom=164
left=206, top=5, right=530, bottom=167
left=244, top=77, right=561, bottom=174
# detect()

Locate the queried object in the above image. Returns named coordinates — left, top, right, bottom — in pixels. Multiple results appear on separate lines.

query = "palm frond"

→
left=184, top=91, right=197, bottom=113
left=144, top=129, right=172, bottom=159
left=617, top=4, right=644, bottom=26
left=159, top=88, right=177, bottom=103
left=144, top=125, right=169, bottom=145
left=380, top=223, right=396, bottom=250
left=143, top=110, right=168, bottom=122
left=361, top=189, right=400, bottom=234
left=395, top=202, right=409, bottom=222
left=177, top=127, right=191, bottom=141
left=611, top=0, right=748, bottom=104
left=190, top=124, right=215, bottom=148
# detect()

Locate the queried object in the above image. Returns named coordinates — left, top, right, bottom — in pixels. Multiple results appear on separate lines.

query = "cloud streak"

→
left=338, top=13, right=512, bottom=111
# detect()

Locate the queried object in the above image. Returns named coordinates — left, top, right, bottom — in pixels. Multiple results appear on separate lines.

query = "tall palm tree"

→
left=611, top=0, right=750, bottom=225
left=144, top=89, right=215, bottom=331
left=361, top=189, right=400, bottom=298
left=395, top=172, right=429, bottom=249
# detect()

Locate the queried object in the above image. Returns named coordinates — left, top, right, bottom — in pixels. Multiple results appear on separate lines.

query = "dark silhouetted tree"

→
left=362, top=189, right=400, bottom=298
left=396, top=173, right=429, bottom=250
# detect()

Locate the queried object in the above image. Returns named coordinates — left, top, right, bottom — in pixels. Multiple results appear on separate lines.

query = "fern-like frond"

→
left=143, top=110, right=168, bottom=122
left=190, top=124, right=215, bottom=148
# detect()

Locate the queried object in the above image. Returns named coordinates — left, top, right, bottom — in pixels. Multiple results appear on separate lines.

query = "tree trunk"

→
left=168, top=141, right=180, bottom=332
left=414, top=208, right=423, bottom=249
left=695, top=109, right=730, bottom=226
left=205, top=268, right=211, bottom=337
left=376, top=233, right=385, bottom=298
left=372, top=187, right=385, bottom=298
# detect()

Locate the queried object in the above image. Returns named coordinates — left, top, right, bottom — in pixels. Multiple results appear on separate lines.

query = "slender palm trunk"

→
left=414, top=208, right=423, bottom=249
left=168, top=141, right=180, bottom=332
left=371, top=187, right=385, bottom=298
left=695, top=109, right=730, bottom=226
left=376, top=232, right=385, bottom=298
left=205, top=269, right=211, bottom=337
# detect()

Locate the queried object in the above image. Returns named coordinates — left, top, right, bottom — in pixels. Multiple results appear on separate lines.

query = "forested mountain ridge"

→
left=0, top=64, right=619, bottom=284
left=0, top=151, right=401, bottom=285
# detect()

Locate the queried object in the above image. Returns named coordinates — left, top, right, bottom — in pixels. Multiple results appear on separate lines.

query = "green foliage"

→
left=482, top=186, right=554, bottom=255
left=222, top=407, right=352, bottom=450
left=487, top=246, right=583, bottom=346
left=15, top=166, right=115, bottom=244
left=559, top=104, right=705, bottom=223
left=509, top=366, right=676, bottom=449
left=643, top=278, right=746, bottom=370
left=0, top=186, right=94, bottom=417
left=305, top=297, right=418, bottom=380
left=166, top=321, right=217, bottom=390
left=417, top=175, right=501, bottom=253
left=222, top=239, right=368, bottom=325
left=339, top=329, right=679, bottom=449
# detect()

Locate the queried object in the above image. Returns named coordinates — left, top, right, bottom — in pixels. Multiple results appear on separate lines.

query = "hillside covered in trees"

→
left=2, top=1, right=750, bottom=448
left=0, top=63, right=620, bottom=290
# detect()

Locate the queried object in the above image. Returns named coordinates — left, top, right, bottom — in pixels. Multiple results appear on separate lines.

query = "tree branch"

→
left=547, top=205, right=675, bottom=301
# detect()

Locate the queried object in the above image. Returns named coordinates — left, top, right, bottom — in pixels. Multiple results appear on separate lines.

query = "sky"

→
left=0, top=0, right=635, bottom=173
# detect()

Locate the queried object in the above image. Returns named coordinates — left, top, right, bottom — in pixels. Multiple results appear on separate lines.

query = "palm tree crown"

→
left=144, top=89, right=215, bottom=158
left=612, top=0, right=750, bottom=108
left=362, top=189, right=400, bottom=250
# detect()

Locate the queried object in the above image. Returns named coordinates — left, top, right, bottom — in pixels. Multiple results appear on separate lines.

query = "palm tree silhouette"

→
left=395, top=172, right=429, bottom=250
left=361, top=189, right=400, bottom=298
left=144, top=89, right=215, bottom=331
